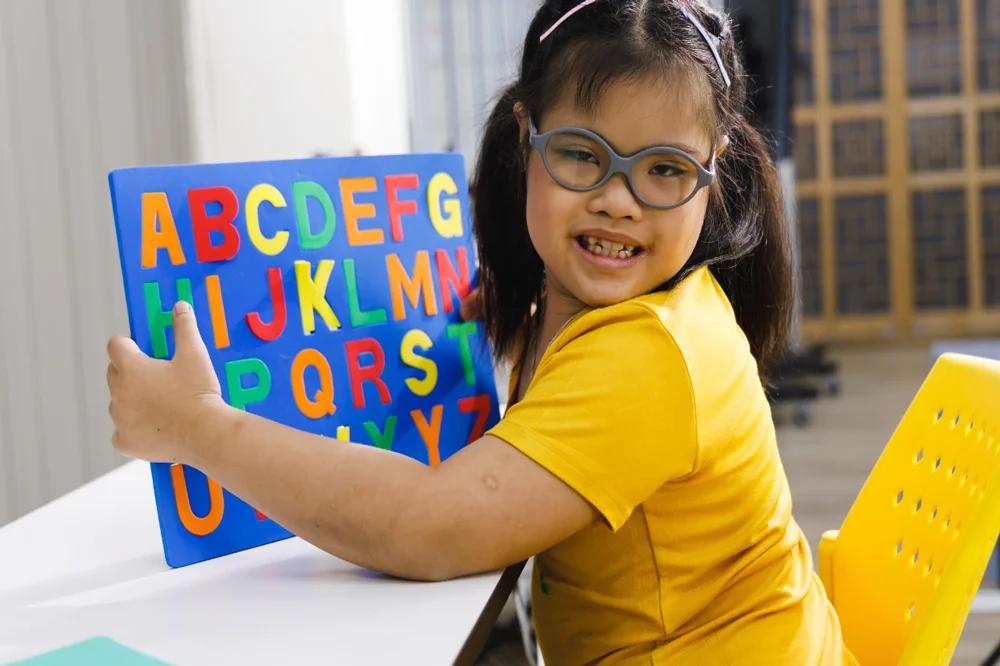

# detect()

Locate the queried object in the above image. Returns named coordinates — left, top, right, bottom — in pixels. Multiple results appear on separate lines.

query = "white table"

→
left=0, top=461, right=521, bottom=665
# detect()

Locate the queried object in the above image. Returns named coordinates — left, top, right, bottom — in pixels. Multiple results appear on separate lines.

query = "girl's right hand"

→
left=460, top=287, right=483, bottom=322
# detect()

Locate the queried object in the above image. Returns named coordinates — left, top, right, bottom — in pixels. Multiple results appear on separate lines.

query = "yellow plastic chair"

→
left=819, top=352, right=1000, bottom=665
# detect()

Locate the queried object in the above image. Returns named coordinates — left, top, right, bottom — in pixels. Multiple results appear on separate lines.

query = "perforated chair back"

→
left=818, top=353, right=1000, bottom=665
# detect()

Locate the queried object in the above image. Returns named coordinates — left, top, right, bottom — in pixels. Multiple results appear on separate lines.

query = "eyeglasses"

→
left=528, top=120, right=717, bottom=210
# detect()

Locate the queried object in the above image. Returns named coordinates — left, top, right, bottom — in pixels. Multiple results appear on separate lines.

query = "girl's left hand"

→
left=106, top=300, right=226, bottom=464
left=460, top=286, right=482, bottom=322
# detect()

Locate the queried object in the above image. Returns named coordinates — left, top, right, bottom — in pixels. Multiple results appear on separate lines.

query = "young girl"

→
left=106, top=1, right=857, bottom=663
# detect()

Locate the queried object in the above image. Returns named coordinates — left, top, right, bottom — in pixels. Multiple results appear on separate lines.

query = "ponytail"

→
left=696, top=114, right=793, bottom=373
left=681, top=4, right=794, bottom=374
left=471, top=86, right=544, bottom=364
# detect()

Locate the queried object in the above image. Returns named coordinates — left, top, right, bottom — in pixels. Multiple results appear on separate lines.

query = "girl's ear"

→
left=513, top=102, right=529, bottom=142
left=715, top=135, right=731, bottom=160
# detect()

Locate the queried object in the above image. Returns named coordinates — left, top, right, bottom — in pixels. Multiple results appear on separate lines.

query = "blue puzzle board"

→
left=108, top=153, right=500, bottom=568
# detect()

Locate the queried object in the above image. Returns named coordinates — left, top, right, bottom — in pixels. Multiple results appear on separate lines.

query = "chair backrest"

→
left=825, top=352, right=1000, bottom=665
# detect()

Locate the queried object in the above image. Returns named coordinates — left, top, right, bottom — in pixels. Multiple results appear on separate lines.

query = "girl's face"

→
left=522, top=75, right=719, bottom=312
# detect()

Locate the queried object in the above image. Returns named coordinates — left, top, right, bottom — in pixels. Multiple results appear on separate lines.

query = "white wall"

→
left=183, top=0, right=412, bottom=163
left=343, top=0, right=411, bottom=156
left=0, top=0, right=193, bottom=526
left=183, top=0, right=539, bottom=167
left=183, top=0, right=353, bottom=162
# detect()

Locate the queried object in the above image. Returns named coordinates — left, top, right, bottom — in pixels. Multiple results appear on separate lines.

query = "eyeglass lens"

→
left=543, top=130, right=701, bottom=207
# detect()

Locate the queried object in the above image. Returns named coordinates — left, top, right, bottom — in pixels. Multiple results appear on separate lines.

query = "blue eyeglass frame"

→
left=527, top=119, right=717, bottom=210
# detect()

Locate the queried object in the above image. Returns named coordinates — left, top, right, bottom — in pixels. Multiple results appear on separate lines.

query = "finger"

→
left=171, top=300, right=210, bottom=363
left=107, top=362, right=119, bottom=390
left=460, top=287, right=482, bottom=322
left=107, top=335, right=141, bottom=369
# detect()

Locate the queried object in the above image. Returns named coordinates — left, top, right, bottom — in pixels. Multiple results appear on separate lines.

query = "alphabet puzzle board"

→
left=108, top=153, right=501, bottom=569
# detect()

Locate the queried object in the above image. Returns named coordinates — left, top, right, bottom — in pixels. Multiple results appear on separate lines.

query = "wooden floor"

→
left=479, top=343, right=1000, bottom=665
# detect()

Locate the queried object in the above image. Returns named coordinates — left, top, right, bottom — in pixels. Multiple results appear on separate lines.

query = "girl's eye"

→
left=557, top=148, right=600, bottom=164
left=649, top=162, right=685, bottom=177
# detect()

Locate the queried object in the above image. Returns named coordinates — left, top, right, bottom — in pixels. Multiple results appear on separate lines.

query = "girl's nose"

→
left=586, top=172, right=643, bottom=222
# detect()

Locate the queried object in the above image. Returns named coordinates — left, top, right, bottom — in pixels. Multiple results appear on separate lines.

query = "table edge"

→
left=453, top=561, right=527, bottom=666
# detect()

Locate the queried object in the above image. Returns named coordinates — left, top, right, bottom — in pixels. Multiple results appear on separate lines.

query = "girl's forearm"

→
left=188, top=403, right=451, bottom=580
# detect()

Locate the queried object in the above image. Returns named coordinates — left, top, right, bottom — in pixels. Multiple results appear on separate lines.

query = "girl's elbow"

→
left=405, top=557, right=463, bottom=583
left=360, top=486, right=516, bottom=581
left=396, top=528, right=470, bottom=582
left=383, top=523, right=502, bottom=582
left=372, top=543, right=465, bottom=582
left=372, top=523, right=471, bottom=582
left=415, top=525, right=518, bottom=581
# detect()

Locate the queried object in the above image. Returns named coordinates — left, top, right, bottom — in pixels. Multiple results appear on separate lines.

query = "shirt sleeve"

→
left=487, top=303, right=698, bottom=531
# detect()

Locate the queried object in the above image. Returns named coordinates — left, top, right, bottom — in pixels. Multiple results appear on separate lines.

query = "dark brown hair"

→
left=470, top=0, right=794, bottom=376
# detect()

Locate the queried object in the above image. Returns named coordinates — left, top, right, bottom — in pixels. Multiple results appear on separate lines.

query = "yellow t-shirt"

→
left=488, top=266, right=857, bottom=665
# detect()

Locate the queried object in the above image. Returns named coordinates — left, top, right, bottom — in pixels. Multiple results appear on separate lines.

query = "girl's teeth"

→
left=582, top=235, right=639, bottom=259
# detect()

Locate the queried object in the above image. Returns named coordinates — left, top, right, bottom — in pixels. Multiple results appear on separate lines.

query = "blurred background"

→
left=0, top=0, right=999, bottom=662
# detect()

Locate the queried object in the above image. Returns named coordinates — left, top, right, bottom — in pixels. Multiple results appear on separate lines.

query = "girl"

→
left=106, top=1, right=857, bottom=663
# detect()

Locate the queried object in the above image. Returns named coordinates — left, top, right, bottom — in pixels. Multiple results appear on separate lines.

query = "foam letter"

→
left=385, top=174, right=419, bottom=242
left=340, top=177, right=383, bottom=246
left=336, top=426, right=351, bottom=441
left=293, top=181, right=336, bottom=250
left=205, top=275, right=230, bottom=349
left=436, top=248, right=471, bottom=314
left=401, top=329, right=437, bottom=396
left=343, top=258, right=387, bottom=327
left=171, top=465, right=224, bottom=536
left=291, top=348, right=336, bottom=419
left=386, top=251, right=438, bottom=320
left=295, top=259, right=341, bottom=333
left=189, top=186, right=240, bottom=263
left=363, top=416, right=397, bottom=450
left=245, top=183, right=288, bottom=256
left=459, top=394, right=492, bottom=445
left=428, top=172, right=463, bottom=238
left=141, top=192, right=185, bottom=267
left=225, top=358, right=272, bottom=411
left=144, top=279, right=193, bottom=359
left=345, top=338, right=391, bottom=409
left=412, top=405, right=444, bottom=467
left=447, top=321, right=479, bottom=386
left=246, top=267, right=287, bottom=342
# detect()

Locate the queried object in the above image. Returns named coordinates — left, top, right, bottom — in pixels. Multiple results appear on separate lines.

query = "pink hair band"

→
left=539, top=0, right=597, bottom=42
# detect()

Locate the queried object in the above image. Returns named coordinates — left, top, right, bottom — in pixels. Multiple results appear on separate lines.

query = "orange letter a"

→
left=141, top=191, right=186, bottom=267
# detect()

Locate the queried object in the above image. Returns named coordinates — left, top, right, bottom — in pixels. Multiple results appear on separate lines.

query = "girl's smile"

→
left=573, top=230, right=646, bottom=269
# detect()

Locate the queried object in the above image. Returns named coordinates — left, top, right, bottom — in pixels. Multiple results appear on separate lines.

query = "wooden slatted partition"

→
left=791, top=0, right=1000, bottom=344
